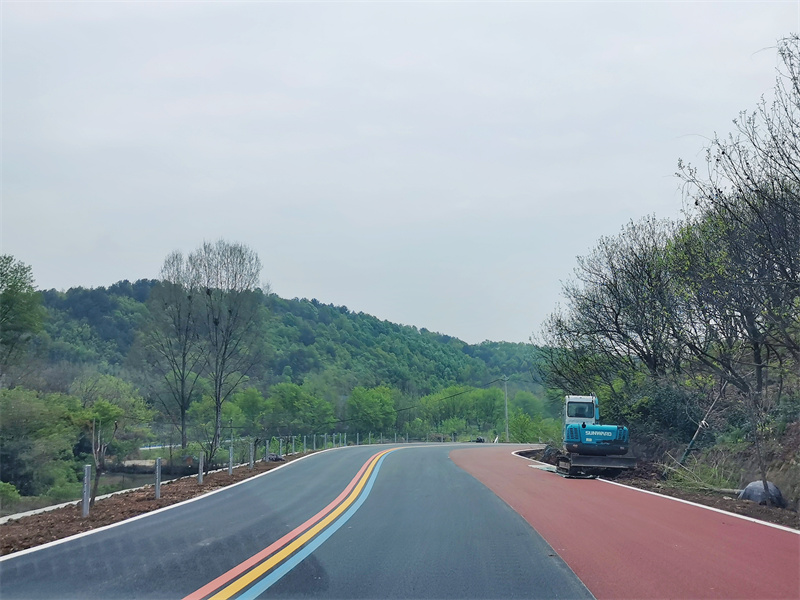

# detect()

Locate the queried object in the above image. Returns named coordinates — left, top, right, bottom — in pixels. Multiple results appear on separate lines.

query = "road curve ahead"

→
left=0, top=444, right=591, bottom=599
left=452, top=445, right=800, bottom=600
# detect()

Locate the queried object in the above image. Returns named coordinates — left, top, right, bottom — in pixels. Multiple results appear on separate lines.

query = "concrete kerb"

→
left=0, top=451, right=312, bottom=526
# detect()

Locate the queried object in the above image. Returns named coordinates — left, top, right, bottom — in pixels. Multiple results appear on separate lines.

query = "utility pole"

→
left=503, top=375, right=509, bottom=442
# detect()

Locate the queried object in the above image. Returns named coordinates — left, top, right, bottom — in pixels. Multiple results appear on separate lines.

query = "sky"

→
left=2, top=2, right=798, bottom=345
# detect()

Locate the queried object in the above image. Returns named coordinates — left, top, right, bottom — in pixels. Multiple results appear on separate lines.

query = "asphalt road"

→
left=0, top=444, right=592, bottom=600
left=453, top=445, right=800, bottom=599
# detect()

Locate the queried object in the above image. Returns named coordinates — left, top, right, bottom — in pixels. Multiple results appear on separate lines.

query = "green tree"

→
left=347, top=386, right=395, bottom=433
left=187, top=394, right=245, bottom=466
left=441, top=417, right=468, bottom=440
left=0, top=388, right=83, bottom=497
left=265, top=383, right=334, bottom=435
left=71, top=373, right=153, bottom=504
left=232, top=387, right=270, bottom=438
left=508, top=409, right=535, bottom=443
left=512, top=390, right=546, bottom=418
left=0, top=256, right=45, bottom=381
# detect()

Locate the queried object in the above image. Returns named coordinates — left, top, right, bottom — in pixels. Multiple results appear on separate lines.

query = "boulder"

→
left=738, top=480, right=786, bottom=508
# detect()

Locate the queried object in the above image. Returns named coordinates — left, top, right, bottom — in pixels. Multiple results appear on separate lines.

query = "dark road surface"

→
left=0, top=445, right=592, bottom=599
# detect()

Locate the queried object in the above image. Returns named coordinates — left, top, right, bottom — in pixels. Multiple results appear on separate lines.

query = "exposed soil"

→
left=0, top=456, right=298, bottom=556
left=2, top=447, right=797, bottom=557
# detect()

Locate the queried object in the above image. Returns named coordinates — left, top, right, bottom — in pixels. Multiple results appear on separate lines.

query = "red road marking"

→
left=452, top=446, right=800, bottom=600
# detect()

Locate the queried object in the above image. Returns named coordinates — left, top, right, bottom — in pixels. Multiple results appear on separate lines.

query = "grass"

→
left=662, top=453, right=741, bottom=492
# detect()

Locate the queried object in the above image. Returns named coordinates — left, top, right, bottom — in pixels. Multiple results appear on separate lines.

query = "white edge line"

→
left=0, top=448, right=338, bottom=561
left=0, top=457, right=305, bottom=525
left=597, top=478, right=800, bottom=535
left=511, top=447, right=548, bottom=465
left=511, top=448, right=798, bottom=535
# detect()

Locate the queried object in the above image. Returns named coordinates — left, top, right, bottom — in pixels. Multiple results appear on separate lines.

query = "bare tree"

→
left=141, top=251, right=204, bottom=449
left=675, top=37, right=800, bottom=503
left=188, top=240, right=264, bottom=463
left=678, top=35, right=800, bottom=361
left=537, top=216, right=682, bottom=392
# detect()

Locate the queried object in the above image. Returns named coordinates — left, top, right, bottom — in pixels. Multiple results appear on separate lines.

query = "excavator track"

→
left=556, top=455, right=594, bottom=479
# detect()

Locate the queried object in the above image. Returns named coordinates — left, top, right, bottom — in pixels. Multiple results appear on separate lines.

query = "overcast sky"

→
left=2, top=2, right=797, bottom=344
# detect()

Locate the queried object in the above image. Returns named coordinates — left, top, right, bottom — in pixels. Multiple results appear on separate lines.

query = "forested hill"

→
left=37, top=279, right=541, bottom=399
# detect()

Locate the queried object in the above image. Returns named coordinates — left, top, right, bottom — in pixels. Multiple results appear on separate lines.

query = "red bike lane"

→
left=451, top=446, right=799, bottom=599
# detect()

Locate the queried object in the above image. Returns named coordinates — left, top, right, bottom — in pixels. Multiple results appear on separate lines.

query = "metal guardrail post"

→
left=155, top=457, right=162, bottom=499
left=82, top=464, right=91, bottom=518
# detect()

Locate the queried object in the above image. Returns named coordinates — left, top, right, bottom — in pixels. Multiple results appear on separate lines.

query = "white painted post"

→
left=313, top=434, right=316, bottom=451
left=249, top=441, right=254, bottom=469
left=198, top=453, right=204, bottom=484
left=155, top=457, right=162, bottom=499
left=228, top=444, right=233, bottom=476
left=292, top=436, right=295, bottom=454
left=82, top=464, right=91, bottom=518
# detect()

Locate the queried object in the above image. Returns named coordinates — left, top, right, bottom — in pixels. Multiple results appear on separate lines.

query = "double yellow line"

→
left=185, top=447, right=398, bottom=600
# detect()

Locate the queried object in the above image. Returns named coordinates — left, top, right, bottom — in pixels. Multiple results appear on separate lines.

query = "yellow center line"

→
left=209, top=448, right=395, bottom=600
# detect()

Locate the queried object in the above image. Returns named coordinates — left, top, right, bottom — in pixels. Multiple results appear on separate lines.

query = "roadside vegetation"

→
left=537, top=36, right=800, bottom=510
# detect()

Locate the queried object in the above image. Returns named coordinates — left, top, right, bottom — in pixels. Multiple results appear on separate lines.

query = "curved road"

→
left=0, top=445, right=590, bottom=599
left=1, top=444, right=797, bottom=599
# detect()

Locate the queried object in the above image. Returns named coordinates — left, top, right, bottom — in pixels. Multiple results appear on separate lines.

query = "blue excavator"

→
left=557, top=395, right=637, bottom=478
